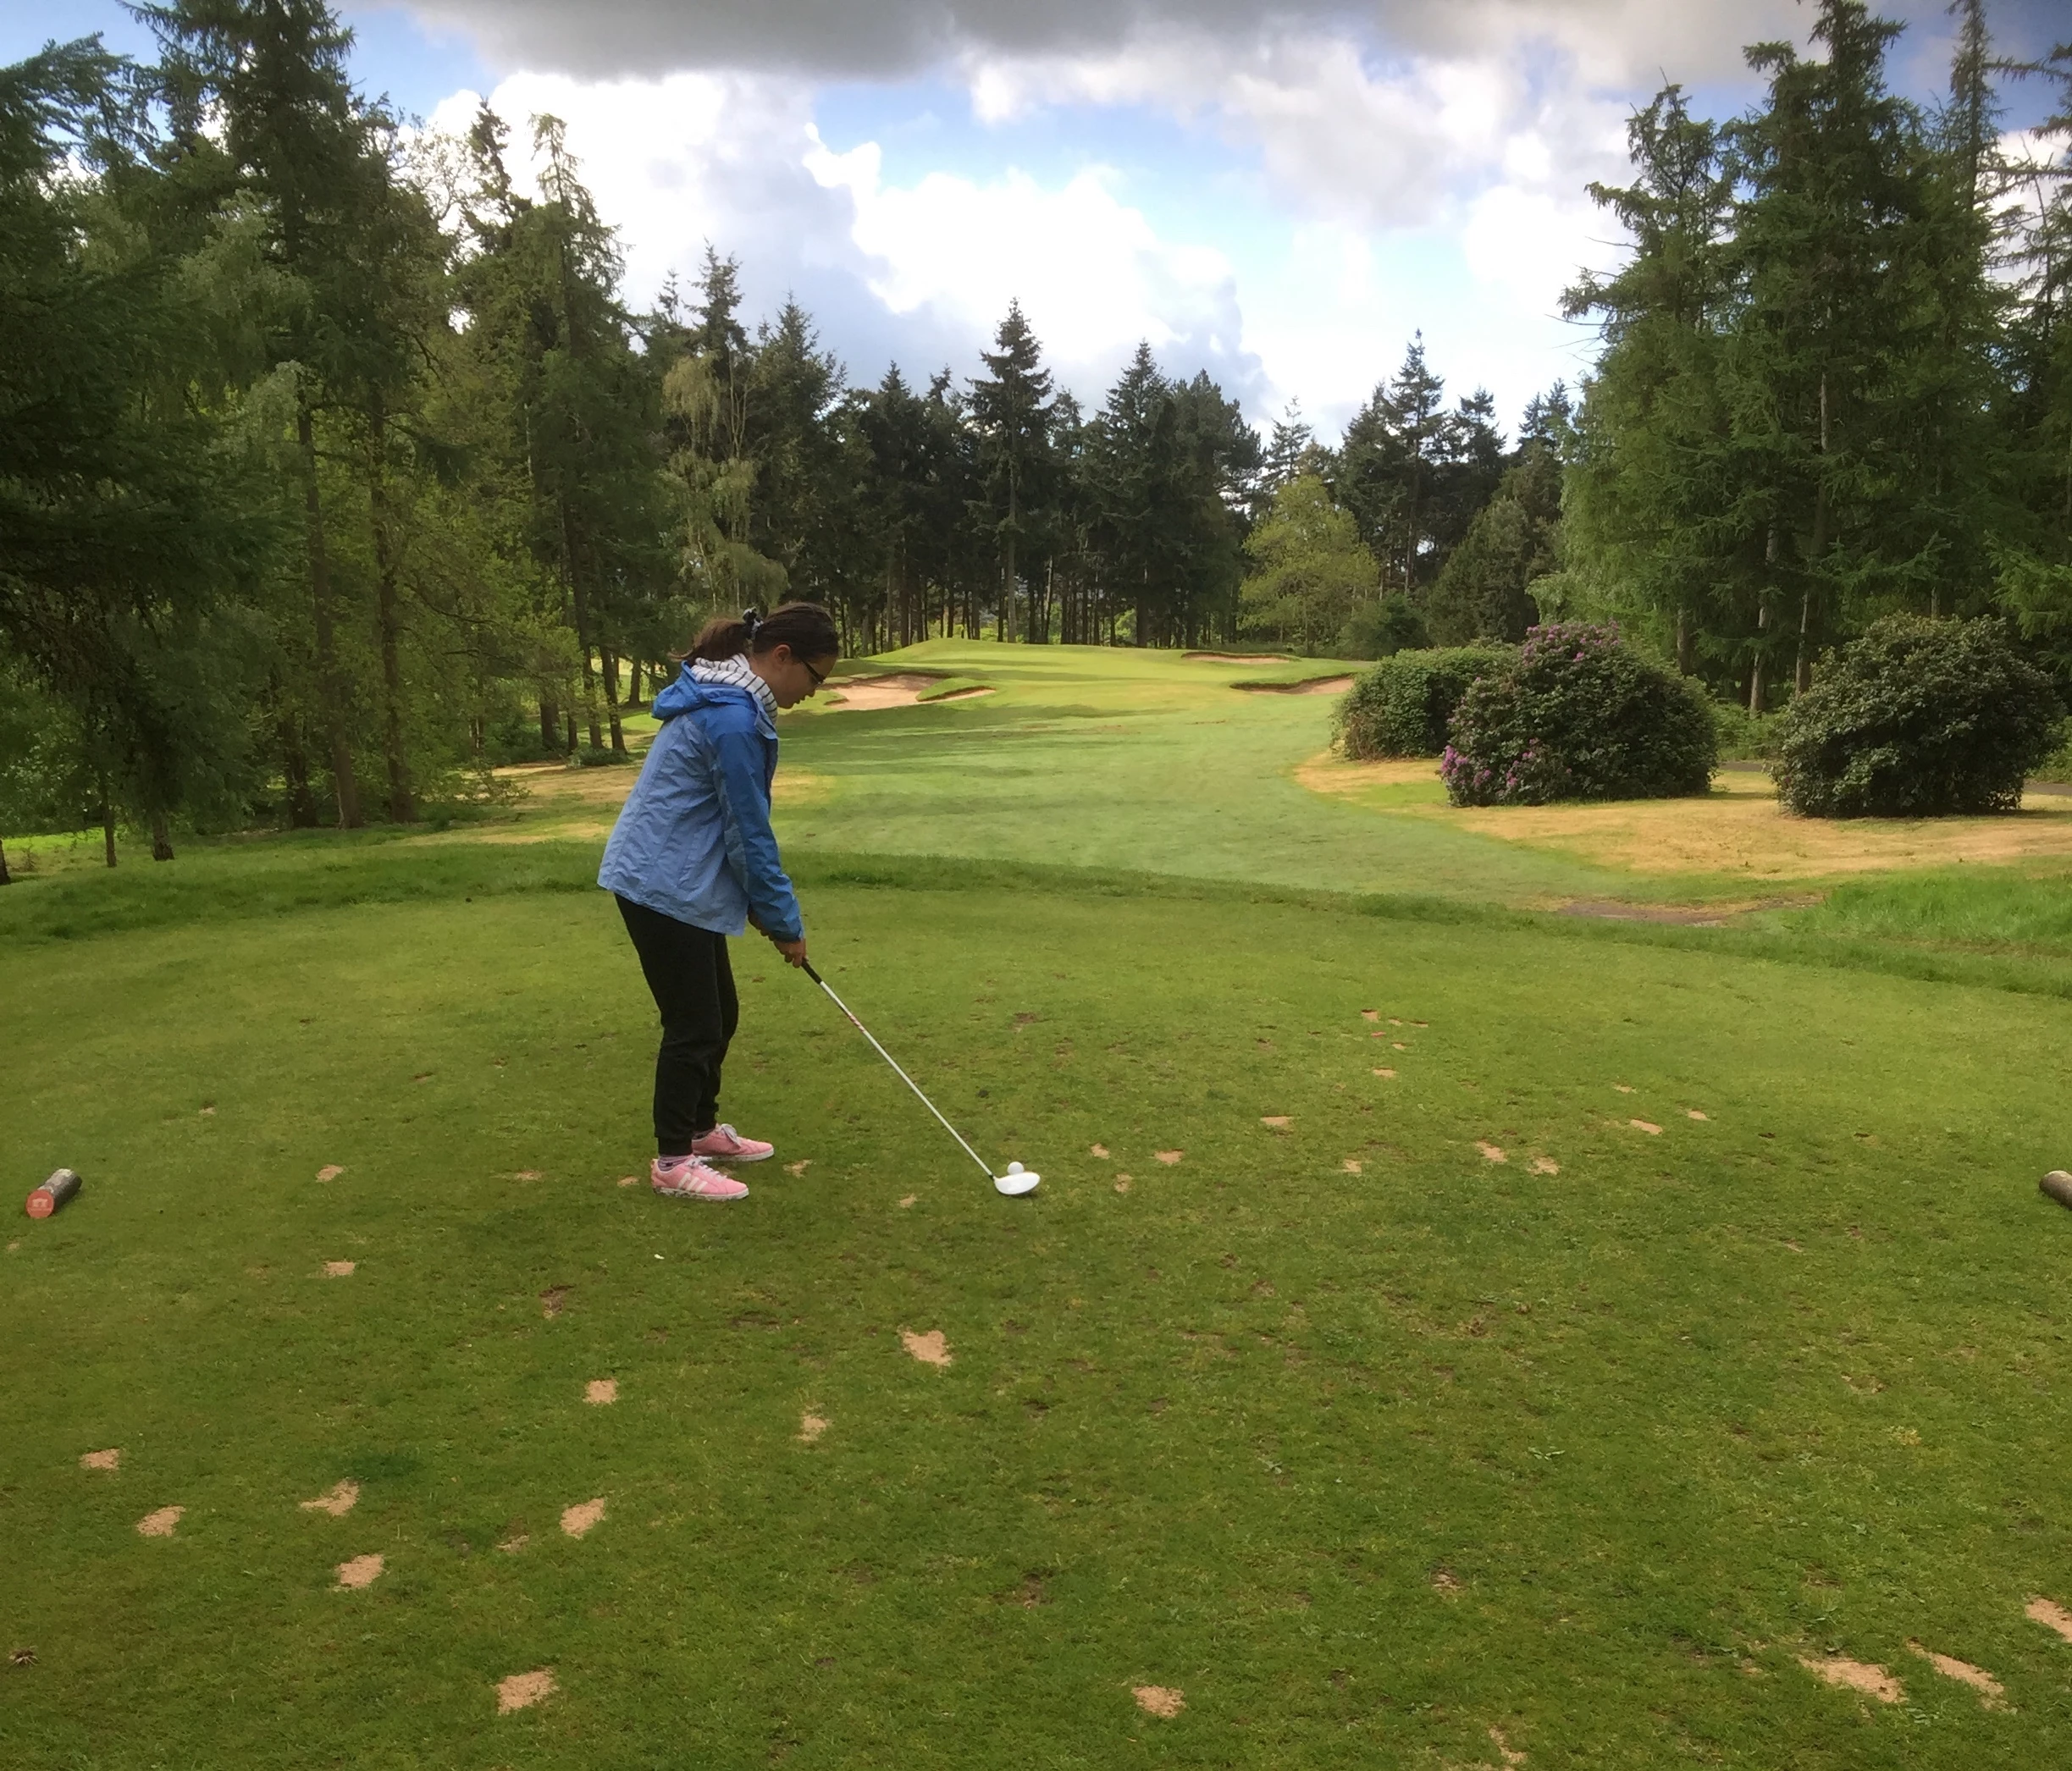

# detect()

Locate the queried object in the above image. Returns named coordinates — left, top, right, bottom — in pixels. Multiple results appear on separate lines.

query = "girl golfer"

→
left=599, top=602, right=840, bottom=1200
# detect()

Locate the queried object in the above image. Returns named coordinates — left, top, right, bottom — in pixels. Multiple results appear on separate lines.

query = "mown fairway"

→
left=5, top=647, right=2072, bottom=1768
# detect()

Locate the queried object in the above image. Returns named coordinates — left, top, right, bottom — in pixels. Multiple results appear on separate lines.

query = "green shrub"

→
left=1336, top=595, right=1428, bottom=660
left=1710, top=699, right=1779, bottom=762
left=1772, top=615, right=2061, bottom=818
left=1335, top=645, right=1511, bottom=759
left=1440, top=622, right=1715, bottom=806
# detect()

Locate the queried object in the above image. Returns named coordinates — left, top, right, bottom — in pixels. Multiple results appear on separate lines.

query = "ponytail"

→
left=684, top=601, right=839, bottom=665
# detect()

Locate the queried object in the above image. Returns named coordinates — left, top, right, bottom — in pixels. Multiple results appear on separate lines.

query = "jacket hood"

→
left=652, top=663, right=771, bottom=731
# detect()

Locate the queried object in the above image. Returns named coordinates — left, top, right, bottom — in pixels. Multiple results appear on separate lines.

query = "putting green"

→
left=3, top=646, right=2071, bottom=1767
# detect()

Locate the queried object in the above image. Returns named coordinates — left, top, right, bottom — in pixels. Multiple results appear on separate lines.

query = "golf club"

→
left=801, top=961, right=1040, bottom=1195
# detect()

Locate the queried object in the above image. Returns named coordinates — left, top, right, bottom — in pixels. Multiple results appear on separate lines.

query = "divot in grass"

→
left=1687, top=1109, right=1709, bottom=1121
left=1613, top=1085, right=1634, bottom=1095
left=560, top=1498, right=606, bottom=1538
left=798, top=1413, right=829, bottom=1443
left=1156, top=1150, right=1183, bottom=1165
left=1629, top=1120, right=1663, bottom=1135
left=1090, top=1143, right=1109, bottom=1157
left=1489, top=1727, right=1526, bottom=1767
left=1373, top=1067, right=1395, bottom=1079
left=334, top=1553, right=384, bottom=1590
left=584, top=1379, right=617, bottom=1405
left=616, top=1174, right=638, bottom=1188
left=315, top=1165, right=344, bottom=1182
left=1261, top=1116, right=1291, bottom=1131
left=785, top=1160, right=810, bottom=1176
left=496, top=1669, right=555, bottom=1713
left=2025, top=1595, right=2072, bottom=1641
left=1342, top=1160, right=1362, bottom=1174
left=80, top=1448, right=119, bottom=1471
left=898, top=1194, right=917, bottom=1209
left=1906, top=1640, right=2008, bottom=1708
left=1529, top=1156, right=1560, bottom=1175
left=136, top=1506, right=183, bottom=1537
left=539, top=1285, right=569, bottom=1318
left=1477, top=1142, right=1506, bottom=1163
left=901, top=1328, right=952, bottom=1366
left=300, top=1480, right=358, bottom=1516
left=323, top=1261, right=355, bottom=1277
left=1798, top=1655, right=1903, bottom=1702
left=1132, top=1685, right=1185, bottom=1719
left=496, top=1533, right=528, bottom=1554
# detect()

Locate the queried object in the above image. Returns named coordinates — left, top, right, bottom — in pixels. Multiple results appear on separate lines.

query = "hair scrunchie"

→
left=741, top=609, right=763, bottom=641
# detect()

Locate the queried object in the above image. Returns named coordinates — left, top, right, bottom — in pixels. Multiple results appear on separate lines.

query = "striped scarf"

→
left=690, top=653, right=777, bottom=723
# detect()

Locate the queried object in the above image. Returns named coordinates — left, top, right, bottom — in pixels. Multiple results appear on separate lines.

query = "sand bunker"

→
left=497, top=1669, right=556, bottom=1713
left=902, top=1328, right=953, bottom=1366
left=1907, top=1641, right=2007, bottom=1708
left=1798, top=1655, right=1903, bottom=1702
left=2026, top=1595, right=2072, bottom=1641
left=1477, top=1142, right=1507, bottom=1163
left=334, top=1553, right=384, bottom=1590
left=823, top=673, right=994, bottom=711
left=1235, top=676, right=1354, bottom=696
left=1132, top=1685, right=1185, bottom=1718
left=301, top=1481, right=359, bottom=1516
left=80, top=1448, right=119, bottom=1471
left=136, top=1506, right=183, bottom=1537
left=584, top=1379, right=617, bottom=1405
left=1156, top=1150, right=1183, bottom=1165
left=323, top=1261, right=356, bottom=1277
left=561, top=1498, right=606, bottom=1538
left=316, top=1166, right=344, bottom=1182
left=798, top=1413, right=829, bottom=1443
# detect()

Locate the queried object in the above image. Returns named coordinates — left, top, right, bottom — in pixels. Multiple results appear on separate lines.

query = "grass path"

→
left=4, top=647, right=2072, bottom=1765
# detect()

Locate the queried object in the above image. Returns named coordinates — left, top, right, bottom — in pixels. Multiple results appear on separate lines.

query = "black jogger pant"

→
left=616, top=896, right=738, bottom=1156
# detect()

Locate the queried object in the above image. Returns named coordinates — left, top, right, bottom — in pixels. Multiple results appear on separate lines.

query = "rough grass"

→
left=5, top=643, right=2072, bottom=1767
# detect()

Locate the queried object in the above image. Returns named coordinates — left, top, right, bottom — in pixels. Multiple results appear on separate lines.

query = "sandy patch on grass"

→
left=1261, top=1116, right=1291, bottom=1131
left=323, top=1260, right=356, bottom=1277
left=1529, top=1157, right=1560, bottom=1175
left=1373, top=1068, right=1396, bottom=1079
left=1091, top=1143, right=1109, bottom=1157
left=2026, top=1595, right=2072, bottom=1641
left=513, top=1169, right=543, bottom=1181
left=902, top=1328, right=953, bottom=1366
left=1907, top=1641, right=2007, bottom=1708
left=1688, top=1109, right=1709, bottom=1120
left=496, top=1668, right=555, bottom=1713
left=334, top=1553, right=384, bottom=1590
left=561, top=1498, right=606, bottom=1538
left=1361, top=1009, right=1380, bottom=1021
left=1343, top=1159, right=1362, bottom=1173
left=1477, top=1142, right=1507, bottom=1163
left=136, top=1506, right=183, bottom=1537
left=1798, top=1655, right=1903, bottom=1702
left=1613, top=1084, right=1634, bottom=1094
left=785, top=1160, right=810, bottom=1176
left=1156, top=1150, right=1183, bottom=1165
left=898, top=1194, right=917, bottom=1208
left=616, top=1173, right=638, bottom=1187
left=798, top=1412, right=829, bottom=1443
left=585, top=1379, right=617, bottom=1405
left=1132, top=1685, right=1185, bottom=1718
left=822, top=673, right=948, bottom=710
left=316, top=1166, right=344, bottom=1183
left=539, top=1285, right=569, bottom=1318
left=80, top=1448, right=119, bottom=1471
left=1235, top=675, right=1354, bottom=696
left=1630, top=1120, right=1663, bottom=1135
left=1114, top=1175, right=1132, bottom=1192
left=1489, top=1727, right=1526, bottom=1768
left=1431, top=1569, right=1461, bottom=1595
left=301, top=1481, right=359, bottom=1516
left=497, top=1533, right=528, bottom=1553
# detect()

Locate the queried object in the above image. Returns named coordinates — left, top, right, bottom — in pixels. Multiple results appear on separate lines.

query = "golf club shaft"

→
left=802, top=963, right=997, bottom=1182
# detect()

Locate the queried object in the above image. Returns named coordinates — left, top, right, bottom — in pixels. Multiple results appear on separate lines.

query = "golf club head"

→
left=994, top=1165, right=1040, bottom=1196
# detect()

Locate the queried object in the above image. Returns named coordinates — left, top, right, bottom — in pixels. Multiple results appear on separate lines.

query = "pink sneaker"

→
left=650, top=1156, right=748, bottom=1200
left=692, top=1123, right=774, bottom=1164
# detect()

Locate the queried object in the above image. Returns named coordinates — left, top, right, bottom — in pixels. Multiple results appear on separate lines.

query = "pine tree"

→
left=968, top=301, right=1054, bottom=641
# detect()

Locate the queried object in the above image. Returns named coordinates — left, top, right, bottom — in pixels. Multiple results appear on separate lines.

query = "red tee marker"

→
left=25, top=1169, right=80, bottom=1219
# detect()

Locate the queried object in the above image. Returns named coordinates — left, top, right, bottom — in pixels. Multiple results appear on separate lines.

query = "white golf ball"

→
left=1007, top=1161, right=1024, bottom=1174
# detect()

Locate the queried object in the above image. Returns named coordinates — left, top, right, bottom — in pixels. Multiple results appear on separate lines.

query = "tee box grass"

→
left=3, top=645, right=2072, bottom=1767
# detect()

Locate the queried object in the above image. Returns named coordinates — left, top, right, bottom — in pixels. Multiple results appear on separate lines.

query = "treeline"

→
left=0, top=1, right=1549, bottom=855
left=1555, top=0, right=2072, bottom=709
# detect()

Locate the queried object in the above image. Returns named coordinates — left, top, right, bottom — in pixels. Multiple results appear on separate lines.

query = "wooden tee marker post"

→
left=24, top=1169, right=81, bottom=1219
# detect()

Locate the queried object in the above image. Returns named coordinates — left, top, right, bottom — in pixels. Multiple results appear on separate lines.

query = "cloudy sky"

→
left=15, top=1, right=2069, bottom=442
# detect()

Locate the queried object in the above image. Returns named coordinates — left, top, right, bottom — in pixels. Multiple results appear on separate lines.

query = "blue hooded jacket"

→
left=597, top=665, right=804, bottom=941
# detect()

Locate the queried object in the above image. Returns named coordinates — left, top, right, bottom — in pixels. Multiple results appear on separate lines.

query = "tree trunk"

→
left=0, top=836, right=12, bottom=886
left=1795, top=588, right=1814, bottom=697
left=565, top=710, right=578, bottom=756
left=1676, top=606, right=1693, bottom=676
left=368, top=413, right=416, bottom=823
left=539, top=692, right=559, bottom=755
left=102, top=794, right=117, bottom=869
left=297, top=399, right=362, bottom=829
left=150, top=808, right=174, bottom=862
left=601, top=646, right=626, bottom=754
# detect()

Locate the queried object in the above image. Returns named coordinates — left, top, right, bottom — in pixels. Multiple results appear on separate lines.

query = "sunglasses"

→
left=801, top=657, right=826, bottom=689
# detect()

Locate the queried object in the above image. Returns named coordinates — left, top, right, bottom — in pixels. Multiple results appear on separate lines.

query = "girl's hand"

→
left=771, top=936, right=809, bottom=968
